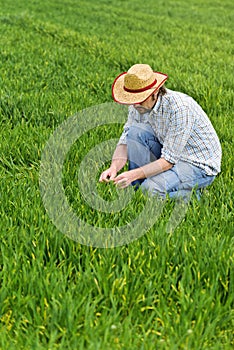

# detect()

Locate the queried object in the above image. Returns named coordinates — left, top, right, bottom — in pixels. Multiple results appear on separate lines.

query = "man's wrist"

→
left=131, top=167, right=145, bottom=181
left=110, top=164, right=117, bottom=171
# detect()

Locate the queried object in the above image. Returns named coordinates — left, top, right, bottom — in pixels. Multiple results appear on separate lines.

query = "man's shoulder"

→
left=128, top=105, right=137, bottom=117
left=163, top=89, right=190, bottom=102
left=161, top=89, right=195, bottom=109
left=128, top=105, right=135, bottom=113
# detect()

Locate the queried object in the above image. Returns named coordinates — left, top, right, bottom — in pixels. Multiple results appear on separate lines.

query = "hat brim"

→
left=112, top=71, right=168, bottom=105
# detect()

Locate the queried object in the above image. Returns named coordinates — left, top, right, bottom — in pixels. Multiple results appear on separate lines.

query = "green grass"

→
left=0, top=0, right=234, bottom=348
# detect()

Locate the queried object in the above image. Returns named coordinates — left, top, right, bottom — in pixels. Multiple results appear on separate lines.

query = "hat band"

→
left=124, top=79, right=157, bottom=93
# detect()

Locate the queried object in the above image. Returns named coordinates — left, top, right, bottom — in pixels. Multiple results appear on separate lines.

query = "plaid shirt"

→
left=118, top=89, right=222, bottom=175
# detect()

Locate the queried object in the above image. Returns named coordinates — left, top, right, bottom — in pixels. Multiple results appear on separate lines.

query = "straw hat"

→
left=112, top=64, right=168, bottom=104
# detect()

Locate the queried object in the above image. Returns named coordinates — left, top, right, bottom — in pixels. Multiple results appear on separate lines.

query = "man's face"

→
left=133, top=93, right=157, bottom=114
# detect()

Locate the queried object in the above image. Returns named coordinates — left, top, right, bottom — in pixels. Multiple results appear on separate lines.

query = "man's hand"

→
left=113, top=169, right=144, bottom=188
left=112, top=158, right=172, bottom=188
left=99, top=144, right=128, bottom=183
left=100, top=157, right=172, bottom=187
left=99, top=167, right=117, bottom=182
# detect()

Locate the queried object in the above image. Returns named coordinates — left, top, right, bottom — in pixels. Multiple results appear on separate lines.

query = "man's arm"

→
left=139, top=157, right=173, bottom=178
left=113, top=157, right=173, bottom=188
left=99, top=144, right=127, bottom=182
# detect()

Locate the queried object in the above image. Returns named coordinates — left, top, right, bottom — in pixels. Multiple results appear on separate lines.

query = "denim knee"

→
left=127, top=125, right=147, bottom=143
left=127, top=124, right=162, bottom=160
left=141, top=177, right=167, bottom=198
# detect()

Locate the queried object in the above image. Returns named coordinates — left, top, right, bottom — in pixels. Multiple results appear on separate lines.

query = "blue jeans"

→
left=126, top=123, right=215, bottom=199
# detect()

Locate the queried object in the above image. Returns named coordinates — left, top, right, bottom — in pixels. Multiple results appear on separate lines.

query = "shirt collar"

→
left=152, top=94, right=162, bottom=114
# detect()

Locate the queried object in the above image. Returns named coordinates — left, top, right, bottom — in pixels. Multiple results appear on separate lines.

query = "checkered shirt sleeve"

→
left=161, top=105, right=194, bottom=164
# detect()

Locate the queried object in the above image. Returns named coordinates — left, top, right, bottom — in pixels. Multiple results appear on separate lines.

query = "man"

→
left=99, top=64, right=222, bottom=199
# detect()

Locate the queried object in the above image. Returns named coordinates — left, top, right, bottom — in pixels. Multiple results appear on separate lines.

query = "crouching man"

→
left=99, top=64, right=222, bottom=199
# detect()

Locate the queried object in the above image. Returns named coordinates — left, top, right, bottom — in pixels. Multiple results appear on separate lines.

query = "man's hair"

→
left=158, top=85, right=167, bottom=96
